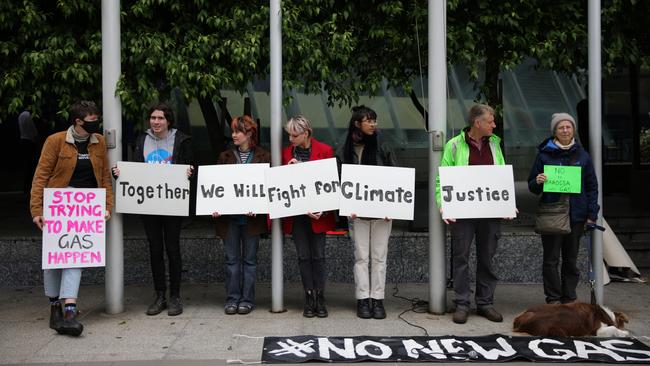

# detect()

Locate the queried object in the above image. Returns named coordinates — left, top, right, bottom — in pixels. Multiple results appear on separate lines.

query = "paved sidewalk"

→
left=1, top=280, right=649, bottom=365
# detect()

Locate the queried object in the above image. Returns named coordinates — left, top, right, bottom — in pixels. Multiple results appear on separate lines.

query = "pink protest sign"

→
left=42, top=188, right=106, bottom=269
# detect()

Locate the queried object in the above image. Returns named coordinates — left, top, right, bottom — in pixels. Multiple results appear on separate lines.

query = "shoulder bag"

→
left=534, top=194, right=570, bottom=235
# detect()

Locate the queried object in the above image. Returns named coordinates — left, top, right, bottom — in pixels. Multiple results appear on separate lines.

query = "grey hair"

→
left=285, top=115, right=313, bottom=137
left=467, top=104, right=495, bottom=126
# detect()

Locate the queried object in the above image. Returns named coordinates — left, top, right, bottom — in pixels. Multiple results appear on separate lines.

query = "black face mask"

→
left=82, top=121, right=101, bottom=135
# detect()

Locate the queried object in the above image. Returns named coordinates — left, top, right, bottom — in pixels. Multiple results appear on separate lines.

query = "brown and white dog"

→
left=513, top=302, right=630, bottom=337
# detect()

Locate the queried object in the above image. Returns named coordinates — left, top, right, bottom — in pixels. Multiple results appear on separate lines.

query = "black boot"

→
left=371, top=298, right=386, bottom=319
left=49, top=302, right=63, bottom=331
left=357, top=298, right=372, bottom=319
left=315, top=290, right=328, bottom=318
left=59, top=307, right=84, bottom=336
left=146, top=291, right=167, bottom=315
left=303, top=290, right=315, bottom=318
left=167, top=296, right=183, bottom=316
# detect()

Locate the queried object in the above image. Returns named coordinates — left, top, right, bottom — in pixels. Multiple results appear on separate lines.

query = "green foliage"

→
left=0, top=0, right=102, bottom=122
left=118, top=0, right=269, bottom=124
left=1, top=0, right=648, bottom=125
left=447, top=0, right=588, bottom=103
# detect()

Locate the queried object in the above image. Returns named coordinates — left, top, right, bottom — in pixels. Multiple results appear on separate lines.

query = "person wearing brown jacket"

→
left=212, top=116, right=270, bottom=315
left=30, top=101, right=113, bottom=337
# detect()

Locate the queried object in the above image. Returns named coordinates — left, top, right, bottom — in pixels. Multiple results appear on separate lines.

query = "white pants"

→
left=351, top=218, right=392, bottom=299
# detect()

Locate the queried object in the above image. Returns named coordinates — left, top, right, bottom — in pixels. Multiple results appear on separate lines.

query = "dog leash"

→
left=584, top=223, right=606, bottom=305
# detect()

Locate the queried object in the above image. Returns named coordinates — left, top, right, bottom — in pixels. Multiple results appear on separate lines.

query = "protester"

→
left=337, top=105, right=397, bottom=320
left=280, top=115, right=335, bottom=317
left=112, top=102, right=193, bottom=316
left=30, top=101, right=113, bottom=336
left=528, top=113, right=599, bottom=304
left=436, top=104, right=506, bottom=324
left=212, top=116, right=270, bottom=315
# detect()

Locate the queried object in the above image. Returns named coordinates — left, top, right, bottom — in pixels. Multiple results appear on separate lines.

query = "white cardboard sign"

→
left=196, top=163, right=270, bottom=215
left=115, top=161, right=191, bottom=216
left=42, top=188, right=106, bottom=269
left=439, top=165, right=517, bottom=219
left=339, top=164, right=415, bottom=220
left=264, top=158, right=340, bottom=219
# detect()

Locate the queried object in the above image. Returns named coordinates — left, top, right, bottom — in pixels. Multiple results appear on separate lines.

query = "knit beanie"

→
left=550, top=113, right=576, bottom=134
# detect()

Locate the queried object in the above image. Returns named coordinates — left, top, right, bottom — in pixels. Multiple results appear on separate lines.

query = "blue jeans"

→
left=44, top=268, right=82, bottom=299
left=224, top=220, right=259, bottom=306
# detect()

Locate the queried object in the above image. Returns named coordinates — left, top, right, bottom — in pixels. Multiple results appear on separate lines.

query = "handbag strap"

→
left=584, top=223, right=606, bottom=305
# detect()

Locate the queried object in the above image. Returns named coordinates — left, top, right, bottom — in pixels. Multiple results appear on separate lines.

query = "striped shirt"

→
left=237, top=148, right=252, bottom=164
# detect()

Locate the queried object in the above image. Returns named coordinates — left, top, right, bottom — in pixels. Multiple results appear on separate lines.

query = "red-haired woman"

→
left=282, top=115, right=336, bottom=318
left=212, top=116, right=270, bottom=315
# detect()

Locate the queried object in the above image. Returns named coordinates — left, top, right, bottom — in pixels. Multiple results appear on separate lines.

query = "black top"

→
left=68, top=140, right=97, bottom=188
left=293, top=146, right=311, bottom=162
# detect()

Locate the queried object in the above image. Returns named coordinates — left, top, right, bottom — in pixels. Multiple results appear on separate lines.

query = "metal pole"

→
left=102, top=0, right=124, bottom=314
left=270, top=0, right=285, bottom=312
left=588, top=0, right=604, bottom=305
left=428, top=0, right=447, bottom=314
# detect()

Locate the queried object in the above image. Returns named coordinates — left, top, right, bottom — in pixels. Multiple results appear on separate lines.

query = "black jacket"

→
left=133, top=129, right=193, bottom=165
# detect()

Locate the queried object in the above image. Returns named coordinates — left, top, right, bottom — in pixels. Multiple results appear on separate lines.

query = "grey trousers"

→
left=44, top=268, right=82, bottom=299
left=451, top=218, right=500, bottom=309
left=350, top=218, right=393, bottom=299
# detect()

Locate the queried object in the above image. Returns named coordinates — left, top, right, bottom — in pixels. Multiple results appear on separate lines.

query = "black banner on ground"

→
left=262, top=334, right=650, bottom=363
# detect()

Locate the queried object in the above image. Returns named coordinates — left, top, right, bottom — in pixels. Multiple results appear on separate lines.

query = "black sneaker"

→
left=356, top=298, right=372, bottom=319
left=237, top=304, right=253, bottom=315
left=168, top=296, right=183, bottom=316
left=371, top=298, right=386, bottom=319
left=224, top=303, right=238, bottom=315
left=146, top=292, right=167, bottom=316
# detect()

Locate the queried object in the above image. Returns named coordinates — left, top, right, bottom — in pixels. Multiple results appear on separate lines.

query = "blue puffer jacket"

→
left=527, top=138, right=599, bottom=224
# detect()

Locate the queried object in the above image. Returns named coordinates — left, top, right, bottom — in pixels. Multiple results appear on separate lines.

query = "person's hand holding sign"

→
left=33, top=216, right=44, bottom=230
left=440, top=208, right=456, bottom=225
left=308, top=211, right=322, bottom=220
left=504, top=208, right=518, bottom=221
left=535, top=173, right=547, bottom=185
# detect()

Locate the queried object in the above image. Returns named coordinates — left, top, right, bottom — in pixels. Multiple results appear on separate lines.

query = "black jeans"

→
left=141, top=215, right=183, bottom=297
left=451, top=218, right=500, bottom=309
left=541, top=222, right=584, bottom=303
left=292, top=215, right=326, bottom=291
